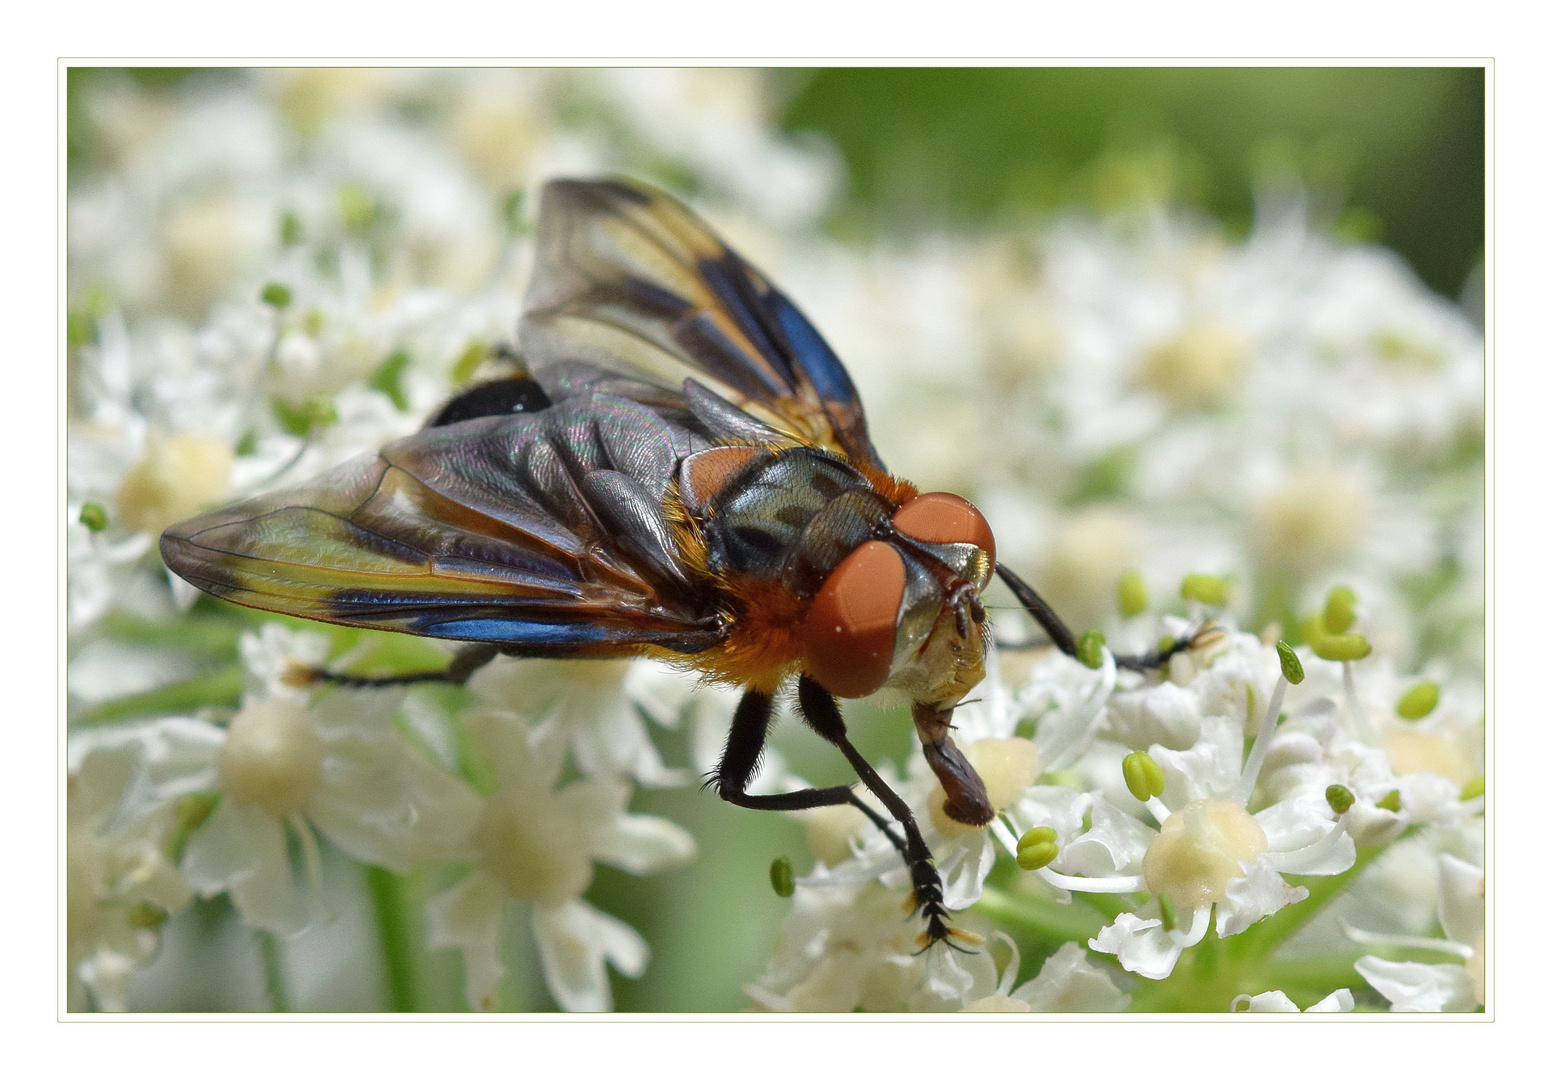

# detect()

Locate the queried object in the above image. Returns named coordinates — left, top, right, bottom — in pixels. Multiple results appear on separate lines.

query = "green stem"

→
left=366, top=865, right=418, bottom=1012
left=95, top=610, right=246, bottom=655
left=973, top=885, right=1107, bottom=945
left=257, top=930, right=290, bottom=1012
left=72, top=666, right=244, bottom=727
left=1261, top=955, right=1366, bottom=995
left=1226, top=841, right=1391, bottom=962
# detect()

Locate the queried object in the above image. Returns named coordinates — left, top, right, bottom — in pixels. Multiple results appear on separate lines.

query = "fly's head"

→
left=799, top=491, right=996, bottom=712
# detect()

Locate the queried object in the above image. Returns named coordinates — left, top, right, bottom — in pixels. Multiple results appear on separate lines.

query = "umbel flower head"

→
left=67, top=725, right=195, bottom=1011
left=424, top=700, right=695, bottom=1011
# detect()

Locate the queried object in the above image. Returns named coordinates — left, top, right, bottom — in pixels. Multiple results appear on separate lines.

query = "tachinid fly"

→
left=161, top=177, right=1197, bottom=947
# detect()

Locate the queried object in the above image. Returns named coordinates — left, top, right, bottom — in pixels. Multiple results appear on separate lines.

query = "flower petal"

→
left=1064, top=795, right=1152, bottom=876
left=1218, top=859, right=1307, bottom=937
left=425, top=869, right=508, bottom=1012
left=1091, top=912, right=1182, bottom=980
left=1355, top=956, right=1479, bottom=1012
left=938, top=831, right=998, bottom=909
left=182, top=799, right=310, bottom=935
left=1437, top=854, right=1485, bottom=946
left=591, top=812, right=697, bottom=875
left=1306, top=988, right=1356, bottom=1012
left=531, top=899, right=648, bottom=1012
left=1012, top=941, right=1131, bottom=1011
left=308, top=729, right=482, bottom=871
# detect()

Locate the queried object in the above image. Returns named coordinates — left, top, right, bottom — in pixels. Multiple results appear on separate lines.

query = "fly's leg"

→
left=794, top=676, right=962, bottom=949
left=995, top=564, right=1216, bottom=672
left=302, top=642, right=500, bottom=689
left=709, top=691, right=928, bottom=905
left=710, top=689, right=880, bottom=815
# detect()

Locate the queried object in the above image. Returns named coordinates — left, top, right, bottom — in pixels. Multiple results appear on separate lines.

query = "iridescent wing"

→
left=160, top=392, right=727, bottom=656
left=521, top=178, right=887, bottom=472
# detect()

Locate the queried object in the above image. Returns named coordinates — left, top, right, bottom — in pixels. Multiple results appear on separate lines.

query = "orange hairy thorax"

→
left=685, top=575, right=810, bottom=692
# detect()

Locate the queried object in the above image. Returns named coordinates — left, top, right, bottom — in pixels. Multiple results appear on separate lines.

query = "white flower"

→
left=80, top=626, right=484, bottom=938
left=968, top=941, right=1131, bottom=1012
left=468, top=656, right=688, bottom=787
left=67, top=724, right=196, bottom=1010
left=598, top=69, right=839, bottom=228
left=745, top=880, right=1001, bottom=1013
left=1027, top=634, right=1358, bottom=981
left=1231, top=988, right=1355, bottom=1012
left=1265, top=650, right=1484, bottom=837
left=424, top=709, right=694, bottom=1011
left=1350, top=852, right=1484, bottom=1012
left=179, top=685, right=479, bottom=935
left=238, top=622, right=332, bottom=702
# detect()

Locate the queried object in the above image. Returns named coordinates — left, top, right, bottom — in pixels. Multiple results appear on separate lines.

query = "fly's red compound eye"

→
left=891, top=492, right=996, bottom=565
left=801, top=540, right=907, bottom=699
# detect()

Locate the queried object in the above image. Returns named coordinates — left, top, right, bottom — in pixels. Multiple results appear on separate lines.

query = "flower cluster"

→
left=67, top=69, right=1483, bottom=1013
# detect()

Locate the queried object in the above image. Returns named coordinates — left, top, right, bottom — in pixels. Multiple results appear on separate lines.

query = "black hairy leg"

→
left=794, top=676, right=967, bottom=949
left=708, top=687, right=962, bottom=947
left=995, top=564, right=1218, bottom=673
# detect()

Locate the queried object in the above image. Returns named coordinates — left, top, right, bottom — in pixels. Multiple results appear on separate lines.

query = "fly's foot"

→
left=906, top=858, right=980, bottom=952
left=1116, top=621, right=1225, bottom=673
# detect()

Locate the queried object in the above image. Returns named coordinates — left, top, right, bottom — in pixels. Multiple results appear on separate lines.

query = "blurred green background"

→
left=75, top=66, right=1486, bottom=299
left=779, top=67, right=1484, bottom=299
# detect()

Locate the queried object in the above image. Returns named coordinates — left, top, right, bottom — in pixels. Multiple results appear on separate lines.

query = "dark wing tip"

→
left=542, top=176, right=655, bottom=213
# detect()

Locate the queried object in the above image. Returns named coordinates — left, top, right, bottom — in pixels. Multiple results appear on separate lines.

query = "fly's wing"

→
left=160, top=402, right=726, bottom=657
left=520, top=177, right=887, bottom=473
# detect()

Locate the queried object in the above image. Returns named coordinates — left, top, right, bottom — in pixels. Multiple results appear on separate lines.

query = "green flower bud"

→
left=168, top=791, right=221, bottom=862
left=1180, top=573, right=1228, bottom=607
left=78, top=502, right=108, bottom=532
left=1016, top=840, right=1059, bottom=871
left=339, top=183, right=379, bottom=235
left=1076, top=630, right=1107, bottom=670
left=1017, top=826, right=1058, bottom=852
left=1325, top=784, right=1355, bottom=815
left=1323, top=585, right=1358, bottom=634
left=1118, top=570, right=1148, bottom=617
left=279, top=210, right=304, bottom=247
left=1299, top=614, right=1329, bottom=647
left=174, top=791, right=220, bottom=833
left=1396, top=682, right=1440, bottom=720
left=1275, top=640, right=1304, bottom=685
left=1156, top=635, right=1177, bottom=656
left=1376, top=789, right=1402, bottom=813
left=769, top=855, right=794, bottom=898
left=1459, top=777, right=1485, bottom=801
left=369, top=350, right=412, bottom=412
left=450, top=340, right=488, bottom=384
left=260, top=282, right=292, bottom=309
left=273, top=394, right=339, bottom=437
left=1122, top=751, right=1166, bottom=801
left=126, top=900, right=168, bottom=930
left=503, top=189, right=526, bottom=232
left=1311, top=633, right=1372, bottom=663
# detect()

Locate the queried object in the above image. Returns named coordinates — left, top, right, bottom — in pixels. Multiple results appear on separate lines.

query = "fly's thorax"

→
left=692, top=446, right=876, bottom=582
